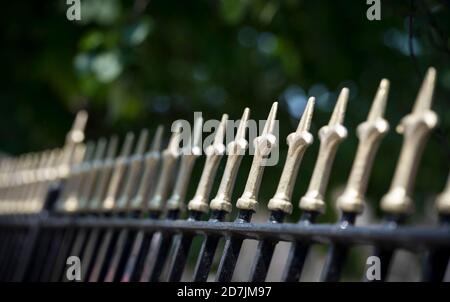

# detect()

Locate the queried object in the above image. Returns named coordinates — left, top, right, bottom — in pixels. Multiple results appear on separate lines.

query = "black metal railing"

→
left=0, top=68, right=449, bottom=282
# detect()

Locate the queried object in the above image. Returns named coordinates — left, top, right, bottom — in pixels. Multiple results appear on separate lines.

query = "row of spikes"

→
left=0, top=68, right=449, bottom=219
left=0, top=111, right=89, bottom=214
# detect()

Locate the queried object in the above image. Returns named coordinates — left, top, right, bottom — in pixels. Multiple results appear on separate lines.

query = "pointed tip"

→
left=367, top=79, right=390, bottom=122
left=72, top=110, right=89, bottom=131
left=106, top=135, right=119, bottom=159
left=94, top=137, right=107, bottom=160
left=167, top=127, right=181, bottom=154
left=262, top=102, right=278, bottom=135
left=329, top=88, right=349, bottom=126
left=413, top=67, right=437, bottom=114
left=213, top=114, right=228, bottom=145
left=236, top=107, right=250, bottom=141
left=296, top=97, right=315, bottom=132
left=84, top=141, right=96, bottom=160
left=135, top=129, right=149, bottom=155
left=150, top=125, right=164, bottom=152
left=120, top=132, right=135, bottom=157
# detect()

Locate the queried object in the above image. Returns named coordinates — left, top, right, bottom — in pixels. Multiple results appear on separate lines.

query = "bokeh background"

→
left=0, top=0, right=449, bottom=281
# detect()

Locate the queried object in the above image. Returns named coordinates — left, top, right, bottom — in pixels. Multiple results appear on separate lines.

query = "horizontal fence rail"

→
left=0, top=67, right=449, bottom=282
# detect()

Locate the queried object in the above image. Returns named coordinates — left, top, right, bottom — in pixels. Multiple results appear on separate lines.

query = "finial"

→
left=102, top=132, right=135, bottom=210
left=87, top=135, right=119, bottom=211
left=210, top=108, right=250, bottom=213
left=299, top=88, right=349, bottom=213
left=130, top=126, right=165, bottom=211
left=66, top=110, right=88, bottom=146
left=381, top=67, right=439, bottom=215
left=188, top=114, right=228, bottom=213
left=236, top=102, right=278, bottom=212
left=116, top=129, right=150, bottom=211
left=77, top=137, right=107, bottom=211
left=147, top=127, right=182, bottom=211
left=166, top=117, right=204, bottom=211
left=337, top=79, right=390, bottom=214
left=268, top=97, right=315, bottom=214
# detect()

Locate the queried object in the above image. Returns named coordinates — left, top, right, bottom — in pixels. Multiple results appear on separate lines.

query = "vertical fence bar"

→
left=49, top=138, right=107, bottom=281
left=165, top=114, right=227, bottom=281
left=422, top=173, right=450, bottom=281
left=142, top=117, right=203, bottom=282
left=62, top=136, right=118, bottom=281
left=281, top=89, right=349, bottom=281
left=87, top=132, right=135, bottom=282
left=102, top=130, right=149, bottom=282
left=215, top=102, right=278, bottom=282
left=368, top=67, right=438, bottom=282
left=320, top=79, right=390, bottom=282
left=192, top=108, right=250, bottom=282
left=249, top=98, right=314, bottom=282
left=39, top=142, right=97, bottom=281
left=121, top=127, right=179, bottom=282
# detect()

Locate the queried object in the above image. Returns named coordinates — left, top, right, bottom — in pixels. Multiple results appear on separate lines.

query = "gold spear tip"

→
left=329, top=87, right=349, bottom=126
left=413, top=67, right=437, bottom=114
left=150, top=125, right=164, bottom=152
left=84, top=141, right=96, bottom=160
left=135, top=129, right=149, bottom=155
left=213, top=114, right=229, bottom=146
left=67, top=110, right=89, bottom=144
left=262, top=102, right=278, bottom=135
left=296, top=97, right=315, bottom=132
left=94, top=137, right=107, bottom=160
left=73, top=110, right=88, bottom=127
left=106, top=135, right=119, bottom=159
left=166, top=124, right=182, bottom=155
left=236, top=107, right=250, bottom=141
left=367, top=79, right=390, bottom=122
left=120, top=132, right=135, bottom=157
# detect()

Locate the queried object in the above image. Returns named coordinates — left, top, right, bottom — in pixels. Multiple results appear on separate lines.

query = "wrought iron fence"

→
left=0, top=67, right=449, bottom=282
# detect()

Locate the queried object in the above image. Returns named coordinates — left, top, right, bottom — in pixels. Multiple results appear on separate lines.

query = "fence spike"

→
left=147, top=126, right=182, bottom=212
left=321, top=79, right=390, bottom=282
left=102, top=132, right=135, bottom=211
left=249, top=98, right=314, bottom=282
left=337, top=79, right=390, bottom=214
left=129, top=126, right=164, bottom=212
left=166, top=116, right=203, bottom=211
left=268, top=97, right=315, bottom=214
left=236, top=102, right=278, bottom=212
left=381, top=67, right=438, bottom=215
left=63, top=141, right=96, bottom=212
left=115, top=129, right=149, bottom=211
left=299, top=88, right=349, bottom=213
left=215, top=103, right=278, bottom=282
left=209, top=108, right=250, bottom=213
left=188, top=114, right=227, bottom=213
left=166, top=114, right=228, bottom=281
left=190, top=108, right=250, bottom=282
left=77, top=137, right=108, bottom=212
left=65, top=110, right=88, bottom=146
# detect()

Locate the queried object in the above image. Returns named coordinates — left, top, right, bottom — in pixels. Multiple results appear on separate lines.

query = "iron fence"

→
left=0, top=67, right=449, bottom=282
